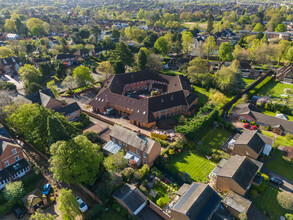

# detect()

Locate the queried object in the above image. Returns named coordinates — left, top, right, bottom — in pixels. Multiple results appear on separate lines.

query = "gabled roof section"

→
left=0, top=141, right=21, bottom=156
left=172, top=183, right=221, bottom=220
left=277, top=63, right=293, bottom=79
left=55, top=102, right=81, bottom=116
left=230, top=103, right=260, bottom=116
left=235, top=130, right=265, bottom=154
left=217, top=155, right=259, bottom=190
left=110, top=124, right=156, bottom=154
left=112, top=184, right=147, bottom=213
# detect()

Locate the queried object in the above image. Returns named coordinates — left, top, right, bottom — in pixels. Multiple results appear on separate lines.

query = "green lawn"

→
left=168, top=151, right=215, bottom=182
left=160, top=70, right=184, bottom=76
left=265, top=150, right=293, bottom=182
left=197, top=127, right=233, bottom=150
left=257, top=80, right=293, bottom=98
left=193, top=85, right=210, bottom=107
left=275, top=136, right=293, bottom=147
left=250, top=186, right=287, bottom=219
left=260, top=130, right=275, bottom=138
left=243, top=78, right=255, bottom=88
left=148, top=181, right=170, bottom=204
left=261, top=110, right=293, bottom=122
left=102, top=208, right=127, bottom=220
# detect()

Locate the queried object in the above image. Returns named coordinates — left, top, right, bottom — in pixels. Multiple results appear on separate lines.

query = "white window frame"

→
left=15, top=156, right=19, bottom=161
left=136, top=149, right=139, bottom=155
left=5, top=161, right=9, bottom=166
left=12, top=149, right=17, bottom=154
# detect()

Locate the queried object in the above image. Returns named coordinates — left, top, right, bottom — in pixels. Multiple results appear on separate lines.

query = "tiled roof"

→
left=217, top=155, right=259, bottom=190
left=277, top=63, right=293, bottom=79
left=55, top=102, right=81, bottom=116
left=235, top=130, right=265, bottom=154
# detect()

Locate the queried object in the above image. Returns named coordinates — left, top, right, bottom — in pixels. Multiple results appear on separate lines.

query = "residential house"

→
left=113, top=184, right=167, bottom=220
left=170, top=182, right=232, bottom=220
left=32, top=57, right=51, bottom=68
left=104, top=124, right=161, bottom=166
left=276, top=63, right=293, bottom=84
left=55, top=54, right=77, bottom=66
left=0, top=57, right=23, bottom=75
left=240, top=62, right=260, bottom=79
left=6, top=33, right=19, bottom=40
left=216, top=155, right=261, bottom=196
left=55, top=102, right=81, bottom=121
left=223, top=191, right=269, bottom=220
left=74, top=49, right=90, bottom=59
left=230, top=103, right=293, bottom=135
left=0, top=140, right=30, bottom=190
left=89, top=70, right=198, bottom=128
left=229, top=130, right=273, bottom=159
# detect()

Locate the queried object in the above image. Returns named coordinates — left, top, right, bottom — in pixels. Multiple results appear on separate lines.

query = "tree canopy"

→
left=57, top=188, right=80, bottom=220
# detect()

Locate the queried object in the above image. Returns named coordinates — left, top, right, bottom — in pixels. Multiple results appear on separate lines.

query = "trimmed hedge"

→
left=248, top=76, right=272, bottom=98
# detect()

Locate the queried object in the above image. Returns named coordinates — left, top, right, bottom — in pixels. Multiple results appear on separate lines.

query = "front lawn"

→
left=196, top=127, right=233, bottom=150
left=265, top=150, right=293, bottom=182
left=257, top=80, right=293, bottom=98
left=250, top=186, right=287, bottom=219
left=275, top=136, right=293, bottom=148
left=243, top=78, right=255, bottom=88
left=168, top=151, right=215, bottom=182
left=261, top=110, right=293, bottom=122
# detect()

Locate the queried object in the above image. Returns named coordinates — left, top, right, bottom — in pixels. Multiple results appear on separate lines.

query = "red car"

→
left=250, top=125, right=258, bottom=130
left=243, top=123, right=250, bottom=129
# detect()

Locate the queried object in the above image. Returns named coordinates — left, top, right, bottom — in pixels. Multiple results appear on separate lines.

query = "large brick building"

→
left=89, top=70, right=198, bottom=128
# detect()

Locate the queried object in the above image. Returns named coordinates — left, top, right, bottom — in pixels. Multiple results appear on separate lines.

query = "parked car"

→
left=13, top=207, right=25, bottom=218
left=250, top=125, right=258, bottom=130
left=269, top=176, right=284, bottom=187
left=243, top=123, right=250, bottom=129
left=42, top=183, right=51, bottom=195
left=76, top=197, right=88, bottom=212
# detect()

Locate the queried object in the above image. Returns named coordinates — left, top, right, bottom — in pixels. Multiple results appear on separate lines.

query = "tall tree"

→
left=137, top=49, right=147, bottom=70
left=202, top=36, right=217, bottom=59
left=30, top=210, right=57, bottom=220
left=4, top=181, right=24, bottom=202
left=49, top=135, right=103, bottom=184
left=109, top=42, right=134, bottom=73
left=57, top=188, right=80, bottom=220
left=61, top=76, right=77, bottom=90
left=182, top=31, right=194, bottom=54
left=0, top=46, right=15, bottom=58
left=219, top=42, right=233, bottom=61
left=207, top=14, right=214, bottom=34
left=154, top=36, right=169, bottom=56
left=187, top=57, right=210, bottom=84
left=47, top=115, right=70, bottom=146
left=72, top=65, right=94, bottom=87
left=275, top=23, right=287, bottom=32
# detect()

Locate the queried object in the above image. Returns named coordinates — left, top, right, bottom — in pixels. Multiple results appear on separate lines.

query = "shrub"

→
left=156, top=197, right=169, bottom=208
left=129, top=160, right=138, bottom=168
left=83, top=131, right=98, bottom=143
left=139, top=185, right=147, bottom=194
left=121, top=167, right=134, bottom=181
left=285, top=213, right=293, bottom=220
left=139, top=164, right=150, bottom=180
left=169, top=149, right=175, bottom=155
left=182, top=173, right=192, bottom=184
left=250, top=189, right=258, bottom=198
left=151, top=167, right=163, bottom=179
left=84, top=204, right=103, bottom=220
left=277, top=191, right=293, bottom=211
left=120, top=208, right=128, bottom=217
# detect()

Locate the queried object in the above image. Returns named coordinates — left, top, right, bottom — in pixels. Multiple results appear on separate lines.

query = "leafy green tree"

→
left=79, top=29, right=90, bottom=39
left=207, top=14, right=214, bottom=34
left=219, top=42, right=233, bottom=61
left=154, top=36, right=169, bottom=56
left=97, top=61, right=113, bottom=74
left=143, top=33, right=158, bottom=48
left=50, top=135, right=103, bottom=184
left=277, top=191, right=293, bottom=211
left=112, top=29, right=120, bottom=41
left=202, top=36, right=217, bottom=59
left=26, top=18, right=49, bottom=36
left=146, top=53, right=163, bottom=72
left=137, top=49, right=147, bottom=70
left=38, top=62, right=51, bottom=77
left=19, top=64, right=42, bottom=85
left=57, top=188, right=80, bottom=220
left=47, top=115, right=70, bottom=146
left=30, top=210, right=57, bottom=220
left=25, top=82, right=42, bottom=95
left=0, top=46, right=15, bottom=58
left=253, top=23, right=265, bottom=32
left=187, top=57, right=210, bottom=84
left=72, top=65, right=94, bottom=87
left=287, top=47, right=293, bottom=62
left=46, top=80, right=59, bottom=98
left=182, top=31, right=194, bottom=54
left=109, top=42, right=134, bottom=73
left=275, top=23, right=287, bottom=32
left=7, top=104, right=77, bottom=153
left=4, top=181, right=24, bottom=202
left=138, top=164, right=150, bottom=180
left=103, top=151, right=127, bottom=172
left=285, top=213, right=293, bottom=220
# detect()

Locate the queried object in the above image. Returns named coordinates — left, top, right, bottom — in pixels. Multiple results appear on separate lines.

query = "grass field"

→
left=168, top=151, right=215, bottom=182
left=265, top=150, right=293, bottom=182
left=193, top=85, right=210, bottom=107
left=183, top=21, right=207, bottom=29
left=257, top=80, right=293, bottom=98
left=261, top=110, right=293, bottom=121
left=275, top=135, right=293, bottom=148
left=261, top=130, right=275, bottom=138
left=197, top=127, right=232, bottom=150
left=250, top=186, right=287, bottom=219
left=243, top=78, right=255, bottom=88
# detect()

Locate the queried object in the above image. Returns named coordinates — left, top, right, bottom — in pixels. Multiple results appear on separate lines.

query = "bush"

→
left=120, top=208, right=128, bottom=217
left=250, top=189, right=258, bottom=198
left=84, top=204, right=103, bottom=220
left=182, top=173, right=192, bottom=184
left=156, top=197, right=169, bottom=208
left=121, top=168, right=134, bottom=181
left=83, top=131, right=98, bottom=143
left=285, top=213, right=293, bottom=220
left=151, top=167, right=163, bottom=179
left=277, top=191, right=293, bottom=211
left=169, top=149, right=175, bottom=155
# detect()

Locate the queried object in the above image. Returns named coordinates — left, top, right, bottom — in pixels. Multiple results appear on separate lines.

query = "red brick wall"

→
left=0, top=144, right=23, bottom=169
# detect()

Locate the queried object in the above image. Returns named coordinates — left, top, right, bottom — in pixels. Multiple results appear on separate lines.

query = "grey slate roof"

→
left=172, top=183, right=221, bottom=220
left=6, top=158, right=30, bottom=176
left=55, top=102, right=81, bottom=116
left=112, top=184, right=147, bottom=213
left=277, top=63, right=293, bottom=80
left=25, top=89, right=56, bottom=105
left=110, top=124, right=156, bottom=154
left=230, top=103, right=260, bottom=116
left=235, top=130, right=265, bottom=154
left=217, top=155, right=259, bottom=190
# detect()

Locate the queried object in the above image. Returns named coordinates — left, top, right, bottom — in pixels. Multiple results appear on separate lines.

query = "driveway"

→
left=58, top=91, right=97, bottom=109
left=261, top=167, right=293, bottom=193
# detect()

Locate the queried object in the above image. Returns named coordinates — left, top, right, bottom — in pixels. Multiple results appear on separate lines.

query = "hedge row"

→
left=247, top=76, right=272, bottom=98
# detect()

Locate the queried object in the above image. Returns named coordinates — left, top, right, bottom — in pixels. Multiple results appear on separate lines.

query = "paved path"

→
left=261, top=167, right=293, bottom=193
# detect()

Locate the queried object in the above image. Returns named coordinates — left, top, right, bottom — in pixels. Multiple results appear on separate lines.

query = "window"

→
left=144, top=160, right=146, bottom=164
left=12, top=149, right=17, bottom=154
left=112, top=137, right=116, bottom=142
left=143, top=152, right=147, bottom=158
left=15, top=156, right=19, bottom=161
left=136, top=149, right=139, bottom=155
left=5, top=161, right=9, bottom=166
left=118, top=141, right=122, bottom=146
